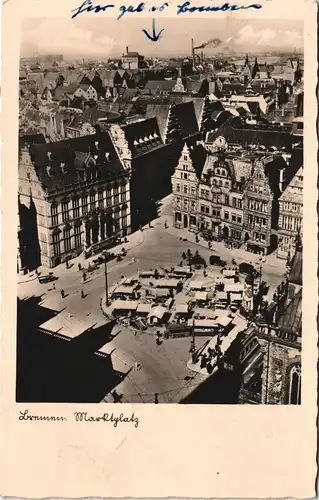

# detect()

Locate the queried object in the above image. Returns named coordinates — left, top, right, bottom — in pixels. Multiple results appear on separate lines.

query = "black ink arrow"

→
left=142, top=18, right=164, bottom=42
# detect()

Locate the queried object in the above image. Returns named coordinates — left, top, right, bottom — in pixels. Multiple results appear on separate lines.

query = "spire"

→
left=252, top=57, right=259, bottom=79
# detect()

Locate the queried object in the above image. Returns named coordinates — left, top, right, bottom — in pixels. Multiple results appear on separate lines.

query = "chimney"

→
left=279, top=168, right=284, bottom=192
left=126, top=46, right=129, bottom=54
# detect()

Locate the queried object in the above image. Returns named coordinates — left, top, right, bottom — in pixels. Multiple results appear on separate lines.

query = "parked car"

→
left=38, top=275, right=56, bottom=284
left=239, top=262, right=260, bottom=276
left=209, top=255, right=227, bottom=267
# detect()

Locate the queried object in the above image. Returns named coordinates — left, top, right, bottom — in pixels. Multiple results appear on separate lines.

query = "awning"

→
left=149, top=306, right=167, bottom=319
left=112, top=300, right=138, bottom=311
left=175, top=304, right=189, bottom=314
left=217, top=316, right=232, bottom=327
left=189, top=280, right=205, bottom=290
left=230, top=293, right=243, bottom=302
left=195, top=291, right=208, bottom=301
left=136, top=303, right=153, bottom=314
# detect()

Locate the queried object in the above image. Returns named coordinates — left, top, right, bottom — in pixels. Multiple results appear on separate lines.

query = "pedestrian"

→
left=81, top=289, right=84, bottom=299
left=83, top=272, right=86, bottom=282
left=164, top=220, right=168, bottom=229
left=154, top=393, right=159, bottom=404
left=66, top=260, right=69, bottom=269
left=60, top=289, right=65, bottom=299
left=78, top=263, right=82, bottom=271
left=53, top=282, right=56, bottom=290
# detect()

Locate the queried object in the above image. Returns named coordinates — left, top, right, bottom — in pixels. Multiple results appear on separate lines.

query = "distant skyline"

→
left=21, top=18, right=304, bottom=59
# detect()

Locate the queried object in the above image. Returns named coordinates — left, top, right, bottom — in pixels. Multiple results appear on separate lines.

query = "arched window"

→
left=288, top=364, right=301, bottom=405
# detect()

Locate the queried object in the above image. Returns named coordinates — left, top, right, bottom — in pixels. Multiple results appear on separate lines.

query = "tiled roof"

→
left=278, top=288, right=302, bottom=335
left=123, top=117, right=163, bottom=157
left=144, top=80, right=176, bottom=91
left=169, top=101, right=199, bottom=138
left=26, top=132, right=124, bottom=191
left=206, top=121, right=293, bottom=150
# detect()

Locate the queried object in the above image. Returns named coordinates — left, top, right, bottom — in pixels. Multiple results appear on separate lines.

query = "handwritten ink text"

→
left=74, top=411, right=140, bottom=427
left=19, top=409, right=67, bottom=422
left=72, top=0, right=115, bottom=19
left=176, top=2, right=262, bottom=14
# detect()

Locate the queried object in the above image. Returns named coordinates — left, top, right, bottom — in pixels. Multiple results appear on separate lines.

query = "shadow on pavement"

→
left=180, top=333, right=245, bottom=404
left=16, top=296, right=126, bottom=403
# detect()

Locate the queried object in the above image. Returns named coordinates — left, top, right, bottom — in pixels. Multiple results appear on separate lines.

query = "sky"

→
left=20, top=17, right=304, bottom=59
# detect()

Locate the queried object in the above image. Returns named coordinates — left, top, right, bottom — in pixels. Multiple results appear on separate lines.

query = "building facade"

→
left=172, top=143, right=200, bottom=231
left=238, top=244, right=302, bottom=405
left=277, top=166, right=303, bottom=259
left=18, top=132, right=131, bottom=271
left=172, top=136, right=281, bottom=253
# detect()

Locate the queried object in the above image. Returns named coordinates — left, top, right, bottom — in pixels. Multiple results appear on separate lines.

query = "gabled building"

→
left=172, top=143, right=207, bottom=231
left=277, top=166, right=303, bottom=259
left=243, top=156, right=281, bottom=255
left=18, top=132, right=131, bottom=269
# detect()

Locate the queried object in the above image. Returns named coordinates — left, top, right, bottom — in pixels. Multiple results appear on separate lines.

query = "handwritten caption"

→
left=19, top=409, right=140, bottom=428
left=71, top=0, right=263, bottom=21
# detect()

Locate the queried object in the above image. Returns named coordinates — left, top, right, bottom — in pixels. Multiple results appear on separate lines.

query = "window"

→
left=176, top=184, right=180, bottom=192
left=97, top=191, right=104, bottom=208
left=183, top=155, right=188, bottom=161
left=90, top=193, right=96, bottom=209
left=74, top=225, right=81, bottom=248
left=82, top=196, right=88, bottom=215
left=51, top=205, right=58, bottom=226
left=183, top=185, right=188, bottom=194
left=260, top=234, right=265, bottom=241
left=120, top=190, right=126, bottom=202
left=288, top=364, right=301, bottom=404
left=200, top=205, right=205, bottom=213
left=62, top=201, right=69, bottom=222
left=190, top=215, right=197, bottom=226
left=191, top=201, right=196, bottom=211
left=231, top=214, right=237, bottom=222
left=191, top=186, right=195, bottom=196
left=224, top=194, right=229, bottom=205
left=53, top=232, right=61, bottom=256
left=176, top=197, right=181, bottom=206
left=64, top=229, right=71, bottom=252
left=175, top=212, right=181, bottom=222
left=224, top=181, right=229, bottom=188
left=224, top=211, right=229, bottom=220
left=114, top=193, right=119, bottom=205
left=237, top=216, right=242, bottom=224
left=183, top=173, right=188, bottom=180
left=183, top=199, right=188, bottom=209
left=73, top=198, right=80, bottom=219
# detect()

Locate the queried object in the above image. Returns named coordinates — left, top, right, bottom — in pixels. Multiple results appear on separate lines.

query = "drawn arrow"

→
left=142, top=18, right=164, bottom=42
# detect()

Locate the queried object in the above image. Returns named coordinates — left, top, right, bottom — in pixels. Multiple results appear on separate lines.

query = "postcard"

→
left=0, top=0, right=317, bottom=497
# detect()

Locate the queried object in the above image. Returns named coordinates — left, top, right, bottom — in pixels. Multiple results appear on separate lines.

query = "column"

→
left=100, top=214, right=105, bottom=241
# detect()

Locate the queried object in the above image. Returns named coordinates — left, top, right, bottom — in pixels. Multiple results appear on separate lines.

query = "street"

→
left=17, top=195, right=287, bottom=403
